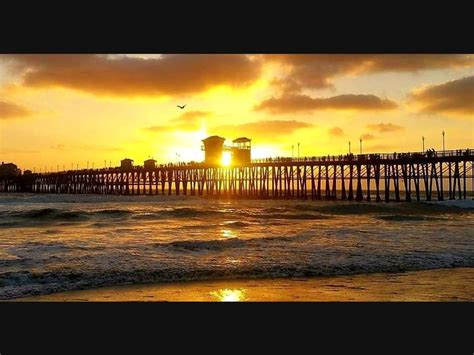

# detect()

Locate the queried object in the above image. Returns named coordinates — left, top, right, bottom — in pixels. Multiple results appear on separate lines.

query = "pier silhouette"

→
left=2, top=148, right=473, bottom=202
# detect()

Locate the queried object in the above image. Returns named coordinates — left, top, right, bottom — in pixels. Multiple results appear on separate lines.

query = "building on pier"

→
left=144, top=158, right=157, bottom=170
left=202, top=135, right=252, bottom=166
left=231, top=137, right=251, bottom=165
left=202, top=135, right=226, bottom=166
left=120, top=158, right=134, bottom=169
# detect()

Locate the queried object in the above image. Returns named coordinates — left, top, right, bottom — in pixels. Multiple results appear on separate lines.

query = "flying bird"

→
left=177, top=104, right=186, bottom=109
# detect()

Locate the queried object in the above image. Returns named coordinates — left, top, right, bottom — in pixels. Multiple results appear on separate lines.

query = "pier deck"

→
left=2, top=149, right=473, bottom=202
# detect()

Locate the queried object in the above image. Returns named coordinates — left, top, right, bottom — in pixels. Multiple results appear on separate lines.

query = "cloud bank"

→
left=2, top=54, right=262, bottom=97
left=409, top=76, right=474, bottom=117
left=255, top=94, right=397, bottom=114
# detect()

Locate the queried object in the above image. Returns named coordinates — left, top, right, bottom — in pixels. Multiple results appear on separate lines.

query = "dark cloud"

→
left=409, top=76, right=474, bottom=117
left=255, top=94, right=397, bottom=114
left=328, top=127, right=344, bottom=136
left=2, top=55, right=472, bottom=100
left=2, top=55, right=262, bottom=97
left=213, top=120, right=313, bottom=141
left=0, top=100, right=31, bottom=119
left=366, top=122, right=405, bottom=133
left=270, top=77, right=303, bottom=94
left=265, top=54, right=474, bottom=92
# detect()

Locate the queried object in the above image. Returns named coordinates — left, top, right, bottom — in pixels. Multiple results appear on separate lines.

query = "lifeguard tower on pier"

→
left=231, top=137, right=251, bottom=165
left=202, top=136, right=226, bottom=166
left=201, top=135, right=252, bottom=166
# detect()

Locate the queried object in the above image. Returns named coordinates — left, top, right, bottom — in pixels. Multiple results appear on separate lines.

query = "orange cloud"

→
left=1, top=55, right=262, bottom=97
left=408, top=76, right=474, bottom=117
left=366, top=122, right=404, bottom=132
left=360, top=133, right=376, bottom=140
left=255, top=94, right=397, bottom=114
left=265, top=54, right=474, bottom=91
left=0, top=100, right=31, bottom=119
left=329, top=127, right=344, bottom=136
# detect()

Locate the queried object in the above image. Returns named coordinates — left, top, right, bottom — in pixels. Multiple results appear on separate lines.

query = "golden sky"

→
left=0, top=54, right=473, bottom=171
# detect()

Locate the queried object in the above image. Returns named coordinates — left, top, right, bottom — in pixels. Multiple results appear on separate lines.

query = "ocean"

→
left=0, top=193, right=473, bottom=300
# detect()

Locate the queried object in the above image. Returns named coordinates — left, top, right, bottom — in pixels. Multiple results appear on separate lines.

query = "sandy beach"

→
left=12, top=267, right=474, bottom=302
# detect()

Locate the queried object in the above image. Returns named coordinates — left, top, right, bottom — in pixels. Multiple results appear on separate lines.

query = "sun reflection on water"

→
left=211, top=289, right=246, bottom=302
left=221, top=229, right=236, bottom=238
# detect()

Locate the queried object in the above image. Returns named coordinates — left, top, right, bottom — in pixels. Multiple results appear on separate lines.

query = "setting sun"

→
left=221, top=151, right=232, bottom=166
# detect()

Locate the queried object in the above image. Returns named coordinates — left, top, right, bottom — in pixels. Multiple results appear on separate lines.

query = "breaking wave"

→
left=1, top=255, right=473, bottom=300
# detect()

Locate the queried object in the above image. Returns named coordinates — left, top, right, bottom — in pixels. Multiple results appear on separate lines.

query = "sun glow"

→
left=221, top=151, right=232, bottom=166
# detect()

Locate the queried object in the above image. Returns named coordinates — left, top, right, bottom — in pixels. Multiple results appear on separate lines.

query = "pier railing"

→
left=251, top=149, right=473, bottom=164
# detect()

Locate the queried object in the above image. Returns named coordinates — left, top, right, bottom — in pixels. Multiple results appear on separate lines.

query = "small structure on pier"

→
left=202, top=135, right=226, bottom=166
left=144, top=158, right=157, bottom=170
left=0, top=162, right=21, bottom=177
left=232, top=137, right=251, bottom=165
left=120, top=158, right=134, bottom=169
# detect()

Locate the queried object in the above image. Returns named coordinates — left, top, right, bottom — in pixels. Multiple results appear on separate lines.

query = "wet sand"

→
left=12, top=267, right=474, bottom=302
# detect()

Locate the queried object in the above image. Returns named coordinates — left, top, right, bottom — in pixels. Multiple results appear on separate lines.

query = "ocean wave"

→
left=260, top=213, right=328, bottom=220
left=93, top=209, right=134, bottom=217
left=161, top=207, right=224, bottom=218
left=293, top=202, right=474, bottom=216
left=158, top=233, right=320, bottom=252
left=220, top=221, right=251, bottom=228
left=376, top=215, right=448, bottom=222
left=0, top=206, right=228, bottom=228
left=2, top=260, right=473, bottom=300
left=3, top=208, right=90, bottom=222
left=164, top=238, right=247, bottom=251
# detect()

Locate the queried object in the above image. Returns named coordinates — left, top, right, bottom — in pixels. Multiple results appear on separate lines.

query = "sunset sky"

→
left=0, top=54, right=472, bottom=171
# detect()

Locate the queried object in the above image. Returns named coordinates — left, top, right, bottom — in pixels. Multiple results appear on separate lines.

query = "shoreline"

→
left=11, top=267, right=474, bottom=302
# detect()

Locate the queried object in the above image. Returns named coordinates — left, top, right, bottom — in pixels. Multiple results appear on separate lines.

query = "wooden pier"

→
left=2, top=149, right=473, bottom=202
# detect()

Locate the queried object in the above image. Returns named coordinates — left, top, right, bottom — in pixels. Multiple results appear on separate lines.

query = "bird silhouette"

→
left=177, top=104, right=186, bottom=109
